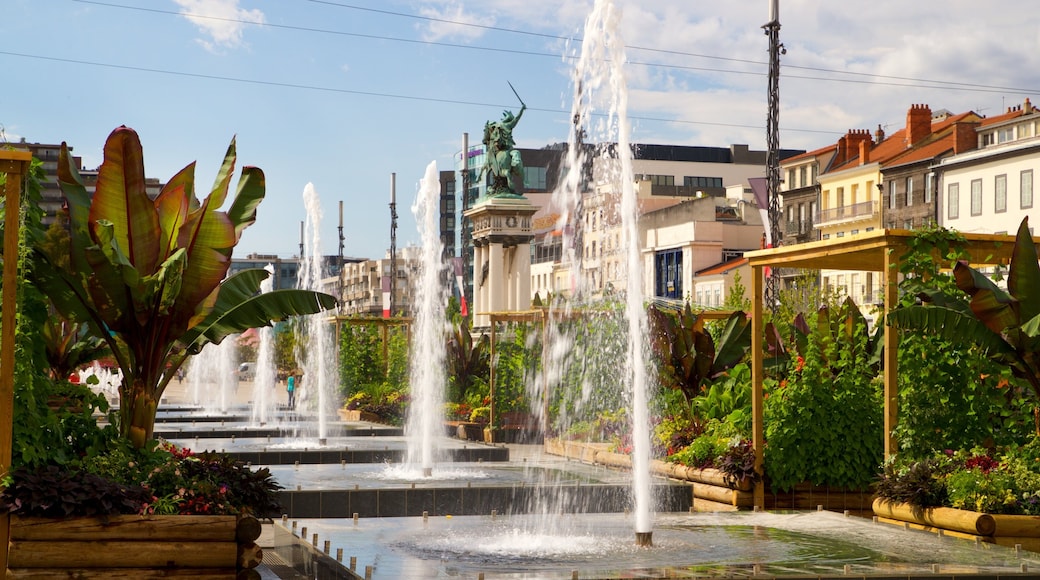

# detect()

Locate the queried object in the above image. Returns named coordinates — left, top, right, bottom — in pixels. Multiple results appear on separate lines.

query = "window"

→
left=787, top=170, right=795, bottom=189
left=970, top=179, right=983, bottom=216
left=982, top=132, right=995, bottom=147
left=888, top=180, right=897, bottom=209
left=683, top=176, right=723, bottom=188
left=924, top=173, right=934, bottom=204
left=523, top=166, right=548, bottom=190
left=1022, top=170, right=1034, bottom=209
left=948, top=183, right=960, bottom=219
left=649, top=174, right=675, bottom=186
left=998, top=127, right=1014, bottom=143
left=836, top=231, right=845, bottom=238
left=799, top=167, right=807, bottom=188
left=995, top=174, right=1007, bottom=213
left=903, top=220, right=913, bottom=230
left=654, top=249, right=682, bottom=299
left=836, top=187, right=845, bottom=212
left=905, top=177, right=913, bottom=207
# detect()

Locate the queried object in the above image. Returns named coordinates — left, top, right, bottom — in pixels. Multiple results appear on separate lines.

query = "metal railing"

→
left=815, top=200, right=877, bottom=224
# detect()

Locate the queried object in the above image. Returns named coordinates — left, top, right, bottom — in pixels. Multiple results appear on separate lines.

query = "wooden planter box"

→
left=337, top=408, right=381, bottom=422
left=6, top=514, right=262, bottom=579
left=873, top=498, right=1040, bottom=552
left=544, top=438, right=754, bottom=509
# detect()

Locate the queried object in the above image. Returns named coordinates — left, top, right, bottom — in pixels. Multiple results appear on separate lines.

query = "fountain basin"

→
left=279, top=511, right=1040, bottom=579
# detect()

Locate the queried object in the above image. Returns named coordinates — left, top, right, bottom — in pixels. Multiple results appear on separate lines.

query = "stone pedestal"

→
left=463, top=197, right=538, bottom=328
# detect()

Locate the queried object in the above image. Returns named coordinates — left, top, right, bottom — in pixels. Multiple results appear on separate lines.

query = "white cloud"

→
left=173, top=0, right=265, bottom=52
left=417, top=1, right=495, bottom=43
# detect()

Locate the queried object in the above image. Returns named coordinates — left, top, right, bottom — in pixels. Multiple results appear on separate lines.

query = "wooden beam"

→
left=750, top=264, right=765, bottom=510
left=883, top=244, right=899, bottom=459
left=0, top=150, right=31, bottom=577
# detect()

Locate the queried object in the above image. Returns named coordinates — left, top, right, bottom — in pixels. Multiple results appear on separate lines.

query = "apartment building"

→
left=938, top=99, right=1040, bottom=235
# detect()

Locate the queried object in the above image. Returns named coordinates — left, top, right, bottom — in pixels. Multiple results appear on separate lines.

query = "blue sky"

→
left=6, top=0, right=1040, bottom=260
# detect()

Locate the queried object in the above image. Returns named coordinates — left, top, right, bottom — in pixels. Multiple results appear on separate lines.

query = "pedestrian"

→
left=287, top=373, right=296, bottom=409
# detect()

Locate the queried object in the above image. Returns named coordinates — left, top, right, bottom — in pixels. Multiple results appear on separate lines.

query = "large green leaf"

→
left=887, top=305, right=1021, bottom=368
left=227, top=166, right=265, bottom=241
left=154, top=163, right=195, bottom=260
left=1008, top=216, right=1040, bottom=325
left=89, top=127, right=160, bottom=276
left=711, top=311, right=750, bottom=374
left=954, top=261, right=1017, bottom=335
left=187, top=289, right=336, bottom=352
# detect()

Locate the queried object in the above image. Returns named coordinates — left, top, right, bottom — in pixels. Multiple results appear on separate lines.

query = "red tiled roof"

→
left=782, top=143, right=837, bottom=164
left=696, top=256, right=749, bottom=276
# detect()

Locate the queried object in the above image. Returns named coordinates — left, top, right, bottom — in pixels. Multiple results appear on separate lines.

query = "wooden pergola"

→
left=744, top=228, right=1030, bottom=509
left=332, top=315, right=412, bottom=374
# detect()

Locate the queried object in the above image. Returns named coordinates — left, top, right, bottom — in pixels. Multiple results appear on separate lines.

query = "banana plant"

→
left=446, top=316, right=490, bottom=404
left=34, top=126, right=336, bottom=447
left=887, top=216, right=1040, bottom=402
left=648, top=304, right=751, bottom=403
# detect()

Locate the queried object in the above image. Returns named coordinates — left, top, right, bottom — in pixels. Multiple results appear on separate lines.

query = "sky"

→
left=6, top=0, right=1040, bottom=260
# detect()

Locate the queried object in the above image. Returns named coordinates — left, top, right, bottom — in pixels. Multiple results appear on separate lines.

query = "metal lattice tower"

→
left=389, top=173, right=398, bottom=317
left=763, top=0, right=782, bottom=313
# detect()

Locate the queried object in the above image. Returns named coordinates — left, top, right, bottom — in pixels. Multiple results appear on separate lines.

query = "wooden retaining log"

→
left=7, top=540, right=238, bottom=568
left=7, top=569, right=234, bottom=579
left=7, top=515, right=242, bottom=578
left=872, top=499, right=996, bottom=536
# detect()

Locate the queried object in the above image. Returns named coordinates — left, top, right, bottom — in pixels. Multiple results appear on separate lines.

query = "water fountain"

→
left=543, top=0, right=656, bottom=546
left=185, top=336, right=239, bottom=413
left=249, top=264, right=279, bottom=425
left=297, top=183, right=339, bottom=446
left=403, top=161, right=449, bottom=478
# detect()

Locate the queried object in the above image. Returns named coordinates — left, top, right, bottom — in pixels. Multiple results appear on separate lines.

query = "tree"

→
left=35, top=127, right=336, bottom=448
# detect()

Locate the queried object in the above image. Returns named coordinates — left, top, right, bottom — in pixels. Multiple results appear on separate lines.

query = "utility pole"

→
left=389, top=173, right=398, bottom=317
left=763, top=0, right=783, bottom=314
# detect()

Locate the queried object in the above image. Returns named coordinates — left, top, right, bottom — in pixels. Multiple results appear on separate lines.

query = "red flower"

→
left=794, top=356, right=805, bottom=373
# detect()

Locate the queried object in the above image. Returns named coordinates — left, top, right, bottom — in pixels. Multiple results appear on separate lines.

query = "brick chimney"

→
left=1025, top=98, right=1034, bottom=115
left=859, top=138, right=871, bottom=165
left=905, top=104, right=932, bottom=147
left=952, top=120, right=979, bottom=154
left=875, top=124, right=886, bottom=143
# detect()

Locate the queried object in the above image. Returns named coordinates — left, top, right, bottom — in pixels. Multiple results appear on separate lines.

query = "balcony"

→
left=815, top=200, right=877, bottom=227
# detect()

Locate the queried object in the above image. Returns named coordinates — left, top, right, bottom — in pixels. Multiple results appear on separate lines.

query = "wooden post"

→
left=883, top=245, right=899, bottom=459
left=750, top=264, right=765, bottom=510
left=0, top=149, right=32, bottom=576
left=489, top=318, right=497, bottom=431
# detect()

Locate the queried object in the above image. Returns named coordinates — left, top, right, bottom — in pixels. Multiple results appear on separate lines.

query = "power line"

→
left=69, top=0, right=1040, bottom=96
left=0, top=49, right=837, bottom=135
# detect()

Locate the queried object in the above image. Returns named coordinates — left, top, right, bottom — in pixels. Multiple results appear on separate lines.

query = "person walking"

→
left=287, top=373, right=296, bottom=409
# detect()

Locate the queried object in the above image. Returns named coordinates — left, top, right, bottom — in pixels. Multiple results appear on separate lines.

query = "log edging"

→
left=7, top=514, right=263, bottom=578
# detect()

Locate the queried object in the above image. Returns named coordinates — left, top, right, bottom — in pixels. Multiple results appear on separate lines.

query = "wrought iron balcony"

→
left=815, top=200, right=877, bottom=226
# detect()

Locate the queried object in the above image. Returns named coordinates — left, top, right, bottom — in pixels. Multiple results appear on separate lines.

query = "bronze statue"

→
left=481, top=85, right=527, bottom=198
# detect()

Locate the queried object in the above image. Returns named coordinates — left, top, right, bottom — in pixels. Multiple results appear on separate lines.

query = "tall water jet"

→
left=404, top=161, right=449, bottom=477
left=297, top=183, right=338, bottom=445
left=547, top=0, right=655, bottom=546
left=250, top=264, right=279, bottom=425
left=185, top=337, right=239, bottom=413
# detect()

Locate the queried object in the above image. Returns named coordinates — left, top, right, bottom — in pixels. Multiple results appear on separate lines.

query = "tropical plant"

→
left=764, top=309, right=883, bottom=491
left=888, top=216, right=1040, bottom=408
left=446, top=316, right=489, bottom=405
left=648, top=304, right=751, bottom=406
left=35, top=127, right=336, bottom=448
left=891, top=224, right=1036, bottom=456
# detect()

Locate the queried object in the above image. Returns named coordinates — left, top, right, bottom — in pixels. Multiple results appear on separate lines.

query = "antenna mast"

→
left=764, top=0, right=783, bottom=313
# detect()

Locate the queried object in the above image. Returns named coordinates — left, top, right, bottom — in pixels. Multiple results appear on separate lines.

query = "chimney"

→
left=953, top=121, right=979, bottom=154
left=859, top=138, right=871, bottom=165
left=905, top=104, right=932, bottom=147
left=1025, top=98, right=1034, bottom=115
left=875, top=124, right=886, bottom=143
